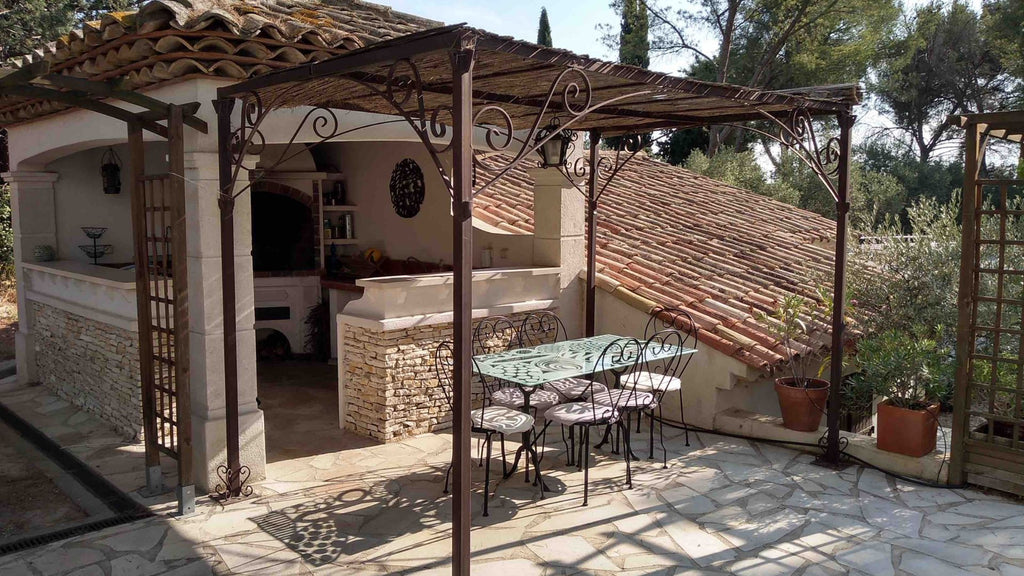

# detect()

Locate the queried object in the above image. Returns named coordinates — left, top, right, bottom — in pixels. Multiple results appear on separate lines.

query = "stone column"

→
left=2, top=171, right=59, bottom=384
left=528, top=168, right=586, bottom=337
left=181, top=151, right=265, bottom=492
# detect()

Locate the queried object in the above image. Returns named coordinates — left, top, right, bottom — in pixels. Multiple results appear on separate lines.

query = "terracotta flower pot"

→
left=775, top=378, right=830, bottom=432
left=876, top=400, right=940, bottom=457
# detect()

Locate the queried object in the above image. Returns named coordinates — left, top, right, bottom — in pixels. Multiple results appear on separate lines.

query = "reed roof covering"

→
left=221, top=25, right=861, bottom=133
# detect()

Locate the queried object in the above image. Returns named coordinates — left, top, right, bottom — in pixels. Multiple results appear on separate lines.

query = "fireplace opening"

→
left=252, top=183, right=315, bottom=273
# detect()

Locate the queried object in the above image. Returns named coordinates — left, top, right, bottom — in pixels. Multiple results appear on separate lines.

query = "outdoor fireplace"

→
left=251, top=182, right=316, bottom=273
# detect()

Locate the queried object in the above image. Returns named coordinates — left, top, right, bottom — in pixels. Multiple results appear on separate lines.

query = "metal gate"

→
left=952, top=114, right=1024, bottom=494
left=129, top=114, right=193, bottom=512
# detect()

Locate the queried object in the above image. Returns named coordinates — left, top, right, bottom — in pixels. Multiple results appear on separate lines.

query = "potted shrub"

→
left=854, top=329, right=951, bottom=457
left=764, top=295, right=830, bottom=432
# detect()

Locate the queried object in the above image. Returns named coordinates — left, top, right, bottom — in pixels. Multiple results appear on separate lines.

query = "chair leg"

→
left=659, top=405, right=668, bottom=468
left=577, top=425, right=586, bottom=471
left=501, top=434, right=508, bottom=477
left=443, top=460, right=453, bottom=494
left=562, top=425, right=573, bottom=467
left=582, top=425, right=591, bottom=506
left=679, top=388, right=690, bottom=446
left=636, top=411, right=643, bottom=433
left=538, top=420, right=548, bottom=464
left=621, top=421, right=633, bottom=489
left=483, top=433, right=493, bottom=517
left=649, top=408, right=656, bottom=460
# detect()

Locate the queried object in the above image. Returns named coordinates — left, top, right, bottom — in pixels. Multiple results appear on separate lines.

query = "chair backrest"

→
left=473, top=315, right=520, bottom=355
left=518, top=310, right=568, bottom=348
left=641, top=328, right=692, bottom=394
left=435, top=339, right=489, bottom=426
left=645, top=307, right=700, bottom=349
left=434, top=340, right=456, bottom=414
left=585, top=336, right=645, bottom=420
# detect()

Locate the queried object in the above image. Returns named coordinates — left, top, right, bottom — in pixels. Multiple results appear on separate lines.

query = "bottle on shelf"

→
left=343, top=213, right=355, bottom=240
left=324, top=216, right=333, bottom=240
left=334, top=181, right=347, bottom=206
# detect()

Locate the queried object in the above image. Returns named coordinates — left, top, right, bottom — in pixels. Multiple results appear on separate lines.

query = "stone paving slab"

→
left=3, top=379, right=1024, bottom=575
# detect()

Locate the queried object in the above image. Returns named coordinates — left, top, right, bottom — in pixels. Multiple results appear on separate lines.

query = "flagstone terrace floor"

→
left=2, top=377, right=1024, bottom=575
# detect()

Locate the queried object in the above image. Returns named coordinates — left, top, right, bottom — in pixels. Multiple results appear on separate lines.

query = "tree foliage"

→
left=0, top=0, right=142, bottom=60
left=871, top=1, right=1018, bottom=163
left=536, top=7, right=553, bottom=47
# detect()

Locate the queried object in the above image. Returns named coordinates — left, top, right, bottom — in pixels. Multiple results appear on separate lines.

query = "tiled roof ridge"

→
left=0, top=0, right=440, bottom=125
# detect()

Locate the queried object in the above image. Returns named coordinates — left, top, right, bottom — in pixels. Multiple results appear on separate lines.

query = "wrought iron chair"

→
left=543, top=337, right=643, bottom=506
left=435, top=340, right=536, bottom=517
left=633, top=328, right=692, bottom=467
left=474, top=315, right=562, bottom=417
left=520, top=311, right=610, bottom=403
left=627, top=307, right=699, bottom=450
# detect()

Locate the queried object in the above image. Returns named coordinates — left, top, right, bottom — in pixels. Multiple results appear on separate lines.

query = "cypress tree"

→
left=619, top=0, right=649, bottom=68
left=537, top=7, right=553, bottom=47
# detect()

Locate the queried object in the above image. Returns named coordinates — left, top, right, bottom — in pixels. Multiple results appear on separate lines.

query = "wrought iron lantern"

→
left=100, top=147, right=122, bottom=195
left=535, top=118, right=573, bottom=168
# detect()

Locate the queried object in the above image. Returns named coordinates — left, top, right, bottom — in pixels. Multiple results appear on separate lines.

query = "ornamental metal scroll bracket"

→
left=212, top=463, right=253, bottom=502
left=559, top=131, right=671, bottom=204
left=470, top=65, right=655, bottom=198
left=720, top=108, right=842, bottom=203
left=220, top=56, right=462, bottom=203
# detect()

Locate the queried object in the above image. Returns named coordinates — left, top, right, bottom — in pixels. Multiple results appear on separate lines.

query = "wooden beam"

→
left=38, top=74, right=208, bottom=133
left=0, top=61, right=50, bottom=88
left=1, top=84, right=167, bottom=138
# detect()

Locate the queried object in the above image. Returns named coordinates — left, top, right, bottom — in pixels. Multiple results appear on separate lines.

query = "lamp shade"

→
left=535, top=120, right=572, bottom=168
left=101, top=148, right=122, bottom=195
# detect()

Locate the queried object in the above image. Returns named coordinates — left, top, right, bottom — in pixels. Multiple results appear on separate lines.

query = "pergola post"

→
left=450, top=43, right=476, bottom=576
left=214, top=97, right=242, bottom=497
left=825, top=112, right=854, bottom=463
left=585, top=130, right=601, bottom=337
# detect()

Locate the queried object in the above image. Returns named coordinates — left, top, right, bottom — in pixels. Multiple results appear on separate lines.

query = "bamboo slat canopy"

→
left=219, top=24, right=860, bottom=132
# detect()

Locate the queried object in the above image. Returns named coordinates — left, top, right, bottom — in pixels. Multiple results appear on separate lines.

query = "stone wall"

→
left=31, top=301, right=142, bottom=438
left=342, top=311, right=543, bottom=442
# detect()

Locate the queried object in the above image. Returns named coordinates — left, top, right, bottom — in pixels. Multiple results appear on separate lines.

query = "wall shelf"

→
left=325, top=239, right=359, bottom=246
left=322, top=205, right=359, bottom=212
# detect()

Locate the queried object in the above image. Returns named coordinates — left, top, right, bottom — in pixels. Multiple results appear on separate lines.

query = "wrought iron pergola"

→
left=215, top=24, right=859, bottom=574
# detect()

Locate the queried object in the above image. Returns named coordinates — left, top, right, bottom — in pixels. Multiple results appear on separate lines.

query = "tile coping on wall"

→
left=338, top=299, right=557, bottom=331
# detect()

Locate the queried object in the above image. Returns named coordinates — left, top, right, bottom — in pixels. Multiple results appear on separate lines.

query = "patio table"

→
left=473, top=334, right=697, bottom=485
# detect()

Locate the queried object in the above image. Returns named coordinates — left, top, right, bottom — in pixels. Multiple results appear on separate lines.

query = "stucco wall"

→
left=47, top=142, right=169, bottom=265
left=595, top=289, right=765, bottom=429
left=316, top=141, right=533, bottom=268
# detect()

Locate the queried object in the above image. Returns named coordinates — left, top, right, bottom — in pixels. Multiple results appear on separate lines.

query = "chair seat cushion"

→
left=623, top=371, right=682, bottom=393
left=471, top=406, right=535, bottom=435
left=542, top=378, right=608, bottom=401
left=544, top=402, right=619, bottom=425
left=492, top=387, right=561, bottom=411
left=591, top=389, right=657, bottom=410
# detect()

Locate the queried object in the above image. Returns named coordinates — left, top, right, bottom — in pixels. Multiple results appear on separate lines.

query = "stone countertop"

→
left=22, top=260, right=135, bottom=289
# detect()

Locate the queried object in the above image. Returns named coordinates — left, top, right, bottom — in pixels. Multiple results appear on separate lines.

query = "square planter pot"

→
left=876, top=400, right=940, bottom=457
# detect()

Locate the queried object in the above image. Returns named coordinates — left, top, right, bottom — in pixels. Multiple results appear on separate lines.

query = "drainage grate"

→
left=0, top=400, right=153, bottom=556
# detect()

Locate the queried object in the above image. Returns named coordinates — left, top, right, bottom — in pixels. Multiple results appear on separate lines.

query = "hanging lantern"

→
left=100, top=148, right=122, bottom=195
left=535, top=118, right=573, bottom=168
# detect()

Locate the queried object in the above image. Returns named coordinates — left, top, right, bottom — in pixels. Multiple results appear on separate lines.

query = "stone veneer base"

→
left=31, top=301, right=142, bottom=439
left=342, top=311, right=546, bottom=443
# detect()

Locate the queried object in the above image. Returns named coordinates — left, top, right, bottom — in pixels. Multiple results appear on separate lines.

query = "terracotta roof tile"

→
left=1, top=0, right=440, bottom=125
left=476, top=153, right=837, bottom=372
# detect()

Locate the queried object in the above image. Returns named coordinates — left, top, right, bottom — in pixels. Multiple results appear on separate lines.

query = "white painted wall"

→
left=316, top=141, right=533, bottom=268
left=47, top=142, right=168, bottom=265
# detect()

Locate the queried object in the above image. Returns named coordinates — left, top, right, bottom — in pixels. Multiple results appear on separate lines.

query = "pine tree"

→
left=536, top=7, right=552, bottom=47
left=618, top=0, right=649, bottom=68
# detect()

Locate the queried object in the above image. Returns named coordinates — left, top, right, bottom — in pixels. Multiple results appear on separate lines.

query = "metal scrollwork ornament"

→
left=390, top=158, right=426, bottom=218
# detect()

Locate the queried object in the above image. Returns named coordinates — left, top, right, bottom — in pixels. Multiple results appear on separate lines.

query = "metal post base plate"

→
left=177, top=484, right=196, bottom=516
left=139, top=465, right=167, bottom=497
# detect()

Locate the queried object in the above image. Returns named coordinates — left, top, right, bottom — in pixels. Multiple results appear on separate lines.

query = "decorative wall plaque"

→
left=389, top=158, right=425, bottom=218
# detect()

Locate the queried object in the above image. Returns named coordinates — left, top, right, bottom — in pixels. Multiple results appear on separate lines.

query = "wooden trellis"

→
left=951, top=111, right=1024, bottom=495
left=128, top=107, right=194, bottom=513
